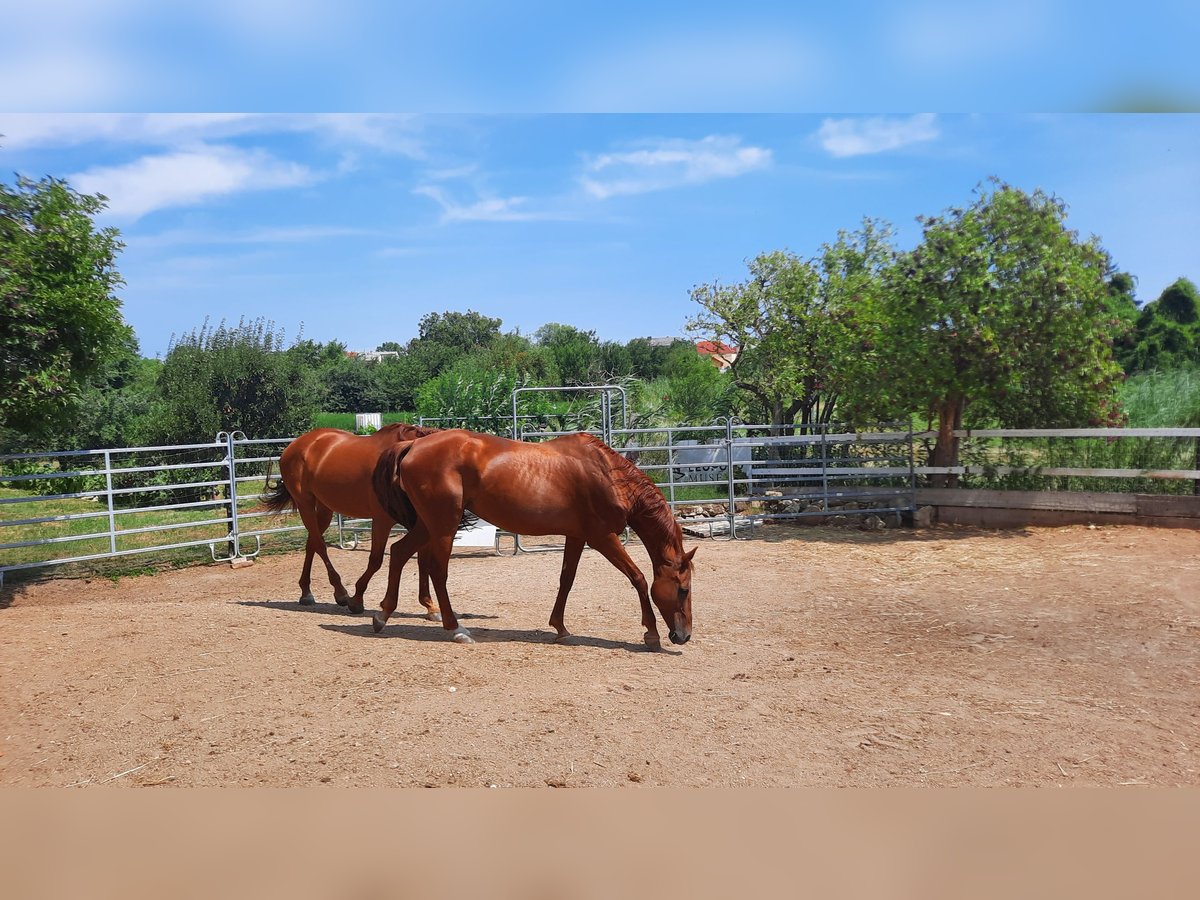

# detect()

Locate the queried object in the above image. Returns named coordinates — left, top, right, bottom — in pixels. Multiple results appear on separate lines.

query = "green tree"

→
left=1, top=176, right=132, bottom=437
left=868, top=182, right=1122, bottom=482
left=535, top=322, right=602, bottom=385
left=687, top=250, right=825, bottom=432
left=150, top=318, right=321, bottom=441
left=417, top=309, right=502, bottom=354
left=1125, top=278, right=1200, bottom=373
left=324, top=355, right=378, bottom=413
left=1105, top=271, right=1141, bottom=372
left=662, top=343, right=734, bottom=423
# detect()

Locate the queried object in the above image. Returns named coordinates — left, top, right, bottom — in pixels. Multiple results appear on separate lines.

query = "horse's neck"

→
left=626, top=497, right=681, bottom=569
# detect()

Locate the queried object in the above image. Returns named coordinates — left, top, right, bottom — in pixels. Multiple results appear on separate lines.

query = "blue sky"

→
left=3, top=114, right=1197, bottom=357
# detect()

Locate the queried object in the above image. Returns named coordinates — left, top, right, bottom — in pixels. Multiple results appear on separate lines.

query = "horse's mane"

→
left=575, top=435, right=681, bottom=547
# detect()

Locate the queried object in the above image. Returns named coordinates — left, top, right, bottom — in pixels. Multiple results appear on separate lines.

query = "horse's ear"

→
left=680, top=547, right=697, bottom=570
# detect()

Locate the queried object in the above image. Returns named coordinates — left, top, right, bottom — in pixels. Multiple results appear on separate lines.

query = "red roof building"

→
left=694, top=340, right=738, bottom=371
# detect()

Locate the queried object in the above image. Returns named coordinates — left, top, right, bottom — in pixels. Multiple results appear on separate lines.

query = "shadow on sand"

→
left=316, top=619, right=678, bottom=654
left=234, top=598, right=498, bottom=622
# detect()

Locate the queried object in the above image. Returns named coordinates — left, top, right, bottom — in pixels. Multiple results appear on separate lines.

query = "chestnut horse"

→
left=370, top=429, right=695, bottom=648
left=260, top=423, right=442, bottom=617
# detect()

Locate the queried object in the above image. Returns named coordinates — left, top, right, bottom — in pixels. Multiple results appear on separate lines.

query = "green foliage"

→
left=1, top=176, right=132, bottom=437
left=662, top=343, right=734, bottom=424
left=689, top=222, right=896, bottom=431
left=626, top=338, right=690, bottom=380
left=535, top=322, right=602, bottom=385
left=1124, top=278, right=1200, bottom=373
left=150, top=317, right=322, bottom=441
left=323, top=355, right=377, bottom=413
left=1120, top=366, right=1200, bottom=427
left=863, top=181, right=1122, bottom=473
left=416, top=357, right=531, bottom=434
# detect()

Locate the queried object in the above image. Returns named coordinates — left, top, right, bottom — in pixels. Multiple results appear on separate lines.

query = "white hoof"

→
left=452, top=627, right=475, bottom=645
left=426, top=611, right=442, bottom=622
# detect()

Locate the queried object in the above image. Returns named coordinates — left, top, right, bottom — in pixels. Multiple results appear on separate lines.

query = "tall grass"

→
left=1120, top=367, right=1200, bottom=427
left=957, top=368, right=1200, bottom=494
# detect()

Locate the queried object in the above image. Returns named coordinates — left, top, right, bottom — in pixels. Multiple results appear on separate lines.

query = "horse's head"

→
left=651, top=547, right=696, bottom=645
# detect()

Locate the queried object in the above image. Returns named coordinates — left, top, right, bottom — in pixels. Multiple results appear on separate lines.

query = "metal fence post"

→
left=820, top=423, right=829, bottom=514
left=103, top=450, right=117, bottom=556
left=223, top=431, right=241, bottom=560
left=726, top=418, right=737, bottom=539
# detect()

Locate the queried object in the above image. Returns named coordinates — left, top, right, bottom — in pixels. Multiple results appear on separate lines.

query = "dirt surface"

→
left=2, top=523, right=1198, bottom=787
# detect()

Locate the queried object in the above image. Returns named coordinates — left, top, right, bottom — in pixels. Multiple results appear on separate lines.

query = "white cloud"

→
left=69, top=146, right=317, bottom=220
left=581, top=135, right=772, bottom=199
left=817, top=114, right=940, bottom=158
left=413, top=185, right=565, bottom=224
left=1, top=113, right=423, bottom=156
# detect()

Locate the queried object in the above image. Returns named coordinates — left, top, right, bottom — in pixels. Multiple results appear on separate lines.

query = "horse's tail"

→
left=259, top=459, right=295, bottom=514
left=373, top=442, right=420, bottom=528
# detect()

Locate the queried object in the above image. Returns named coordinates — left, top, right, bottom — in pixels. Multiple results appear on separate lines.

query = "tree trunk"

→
left=930, top=395, right=964, bottom=488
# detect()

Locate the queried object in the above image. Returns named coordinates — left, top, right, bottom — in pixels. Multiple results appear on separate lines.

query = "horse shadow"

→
left=317, top=620, right=679, bottom=654
left=234, top=599, right=499, bottom=622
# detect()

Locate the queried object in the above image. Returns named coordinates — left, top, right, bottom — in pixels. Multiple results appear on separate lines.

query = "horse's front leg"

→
left=588, top=532, right=660, bottom=649
left=417, top=552, right=440, bottom=621
left=348, top=517, right=392, bottom=615
left=372, top=523, right=428, bottom=633
left=549, top=537, right=585, bottom=641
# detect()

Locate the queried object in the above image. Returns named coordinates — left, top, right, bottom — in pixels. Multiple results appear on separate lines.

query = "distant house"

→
left=647, top=336, right=678, bottom=347
left=346, top=350, right=400, bottom=363
left=695, top=340, right=738, bottom=371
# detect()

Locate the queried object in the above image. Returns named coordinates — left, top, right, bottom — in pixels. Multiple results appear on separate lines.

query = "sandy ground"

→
left=1, top=523, right=1197, bottom=788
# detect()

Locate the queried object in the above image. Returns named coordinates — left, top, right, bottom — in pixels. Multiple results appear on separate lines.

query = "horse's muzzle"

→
left=668, top=630, right=691, bottom=645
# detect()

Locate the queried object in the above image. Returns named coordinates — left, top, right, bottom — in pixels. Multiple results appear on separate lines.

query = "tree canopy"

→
left=1, top=176, right=132, bottom=436
left=862, top=181, right=1123, bottom=479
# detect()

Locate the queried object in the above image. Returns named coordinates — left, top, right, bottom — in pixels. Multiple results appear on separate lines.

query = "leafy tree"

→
left=372, top=353, right=431, bottom=412
left=376, top=340, right=403, bottom=353
left=625, top=337, right=685, bottom=380
left=867, top=182, right=1122, bottom=482
left=687, top=250, right=824, bottom=432
left=417, top=309, right=502, bottom=354
left=662, top=343, right=734, bottom=423
left=150, top=317, right=321, bottom=441
left=535, top=322, right=602, bottom=385
left=1124, top=278, right=1200, bottom=373
left=1, top=176, right=132, bottom=437
left=323, top=355, right=377, bottom=413
left=1104, top=271, right=1141, bottom=372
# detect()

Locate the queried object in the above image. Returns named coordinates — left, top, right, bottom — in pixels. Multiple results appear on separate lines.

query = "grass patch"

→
left=313, top=411, right=416, bottom=430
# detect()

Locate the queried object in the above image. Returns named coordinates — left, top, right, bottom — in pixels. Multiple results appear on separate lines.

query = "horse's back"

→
left=401, top=429, right=627, bottom=536
left=282, top=428, right=394, bottom=518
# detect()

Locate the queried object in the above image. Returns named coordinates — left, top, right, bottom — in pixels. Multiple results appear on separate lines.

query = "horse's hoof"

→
left=552, top=631, right=571, bottom=644
left=334, top=595, right=349, bottom=607
left=452, top=628, right=474, bottom=645
left=347, top=603, right=364, bottom=615
left=643, top=632, right=661, bottom=650
left=425, top=611, right=442, bottom=622
left=372, top=613, right=386, bottom=634
left=298, top=593, right=316, bottom=606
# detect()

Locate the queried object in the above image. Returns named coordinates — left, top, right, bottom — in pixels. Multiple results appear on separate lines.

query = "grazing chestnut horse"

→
left=371, top=429, right=695, bottom=648
left=260, top=423, right=442, bottom=617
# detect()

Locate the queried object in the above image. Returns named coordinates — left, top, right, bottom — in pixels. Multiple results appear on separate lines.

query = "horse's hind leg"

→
left=294, top=498, right=327, bottom=605
left=548, top=537, right=584, bottom=641
left=307, top=504, right=352, bottom=606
